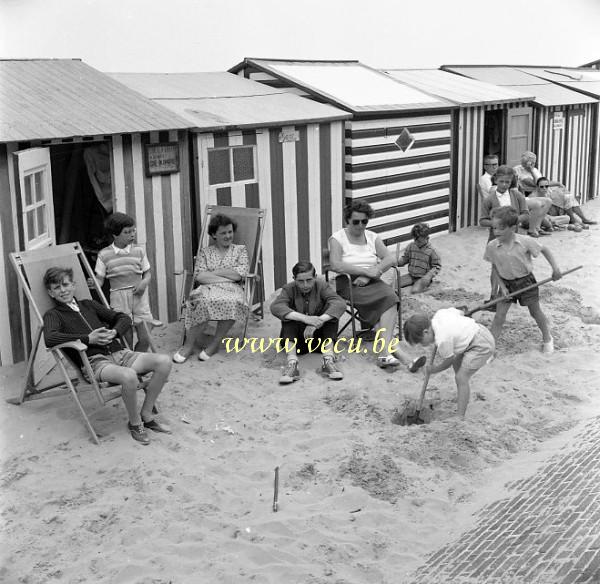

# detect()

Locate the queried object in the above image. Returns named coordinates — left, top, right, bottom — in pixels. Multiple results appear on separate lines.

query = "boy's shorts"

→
left=110, top=288, right=154, bottom=324
left=500, top=273, right=538, bottom=307
left=87, top=349, right=142, bottom=381
left=460, top=325, right=495, bottom=370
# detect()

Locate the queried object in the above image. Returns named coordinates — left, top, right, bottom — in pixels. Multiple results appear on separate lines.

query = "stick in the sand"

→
left=272, top=466, right=279, bottom=512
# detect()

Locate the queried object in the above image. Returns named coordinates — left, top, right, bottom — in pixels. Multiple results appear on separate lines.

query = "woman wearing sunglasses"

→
left=329, top=201, right=425, bottom=371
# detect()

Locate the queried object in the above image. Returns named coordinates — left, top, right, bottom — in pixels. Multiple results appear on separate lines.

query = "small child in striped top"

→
left=94, top=212, right=161, bottom=351
left=396, top=222, right=442, bottom=293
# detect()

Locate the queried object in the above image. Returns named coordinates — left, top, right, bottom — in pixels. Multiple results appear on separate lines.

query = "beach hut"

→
left=442, top=66, right=599, bottom=204
left=229, top=59, right=456, bottom=247
left=110, top=72, right=350, bottom=294
left=513, top=67, right=600, bottom=202
left=383, top=69, right=532, bottom=228
left=0, top=59, right=192, bottom=366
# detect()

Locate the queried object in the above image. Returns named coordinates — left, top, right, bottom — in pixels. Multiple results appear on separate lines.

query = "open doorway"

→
left=483, top=110, right=504, bottom=162
left=49, top=141, right=113, bottom=266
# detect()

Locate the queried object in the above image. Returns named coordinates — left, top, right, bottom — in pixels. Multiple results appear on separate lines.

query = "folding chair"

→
left=9, top=242, right=137, bottom=444
left=178, top=205, right=267, bottom=339
left=322, top=247, right=403, bottom=340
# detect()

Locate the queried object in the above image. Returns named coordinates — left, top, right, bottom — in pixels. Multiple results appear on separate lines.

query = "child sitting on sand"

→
left=396, top=222, right=441, bottom=293
left=484, top=206, right=562, bottom=354
left=403, top=308, right=495, bottom=419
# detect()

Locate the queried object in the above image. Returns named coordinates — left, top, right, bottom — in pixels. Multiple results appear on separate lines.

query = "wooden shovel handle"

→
left=465, top=265, right=582, bottom=316
left=416, top=345, right=437, bottom=413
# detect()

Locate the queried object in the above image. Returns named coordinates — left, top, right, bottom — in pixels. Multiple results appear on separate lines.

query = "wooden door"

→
left=505, top=107, right=533, bottom=168
left=15, top=147, right=57, bottom=382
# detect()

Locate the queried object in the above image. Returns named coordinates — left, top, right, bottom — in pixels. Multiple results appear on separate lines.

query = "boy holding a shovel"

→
left=403, top=308, right=495, bottom=419
left=484, top=206, right=562, bottom=354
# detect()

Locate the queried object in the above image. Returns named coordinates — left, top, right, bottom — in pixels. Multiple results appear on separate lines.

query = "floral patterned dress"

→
left=184, top=244, right=249, bottom=328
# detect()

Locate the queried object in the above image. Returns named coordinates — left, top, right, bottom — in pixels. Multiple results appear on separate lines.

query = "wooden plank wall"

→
left=112, top=130, right=192, bottom=324
left=345, top=113, right=452, bottom=247
left=535, top=104, right=594, bottom=202
left=194, top=121, right=344, bottom=294
left=0, top=131, right=191, bottom=365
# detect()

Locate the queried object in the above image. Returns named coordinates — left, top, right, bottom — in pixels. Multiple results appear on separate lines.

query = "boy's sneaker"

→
left=128, top=422, right=150, bottom=445
left=542, top=338, right=554, bottom=354
left=279, top=360, right=300, bottom=384
left=377, top=355, right=400, bottom=368
left=321, top=357, right=344, bottom=380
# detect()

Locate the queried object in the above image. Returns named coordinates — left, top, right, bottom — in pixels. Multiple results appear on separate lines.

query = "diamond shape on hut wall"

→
left=395, top=128, right=415, bottom=152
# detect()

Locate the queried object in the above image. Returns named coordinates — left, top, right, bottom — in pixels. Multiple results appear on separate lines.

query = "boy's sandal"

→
left=409, top=355, right=427, bottom=373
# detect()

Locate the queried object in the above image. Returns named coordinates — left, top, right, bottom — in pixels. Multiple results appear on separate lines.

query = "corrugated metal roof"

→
left=383, top=68, right=532, bottom=106
left=109, top=72, right=350, bottom=130
left=232, top=59, right=453, bottom=113
left=517, top=67, right=600, bottom=99
left=442, top=66, right=598, bottom=106
left=0, top=59, right=190, bottom=142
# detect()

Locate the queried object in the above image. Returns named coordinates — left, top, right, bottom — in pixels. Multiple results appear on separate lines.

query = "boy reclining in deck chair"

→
left=43, top=267, right=172, bottom=445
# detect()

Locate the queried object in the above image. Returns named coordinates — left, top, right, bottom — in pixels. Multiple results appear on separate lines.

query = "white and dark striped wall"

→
left=193, top=122, right=345, bottom=294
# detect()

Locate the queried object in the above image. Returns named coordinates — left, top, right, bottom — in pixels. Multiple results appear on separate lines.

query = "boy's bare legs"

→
left=99, top=365, right=143, bottom=425
left=527, top=302, right=552, bottom=342
left=453, top=361, right=476, bottom=419
left=204, top=319, right=235, bottom=356
left=411, top=277, right=431, bottom=294
left=132, top=353, right=172, bottom=421
left=490, top=301, right=511, bottom=340
left=398, top=274, right=415, bottom=289
left=134, top=322, right=151, bottom=352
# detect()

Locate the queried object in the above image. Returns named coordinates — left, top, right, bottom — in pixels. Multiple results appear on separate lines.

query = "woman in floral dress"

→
left=173, top=214, right=249, bottom=362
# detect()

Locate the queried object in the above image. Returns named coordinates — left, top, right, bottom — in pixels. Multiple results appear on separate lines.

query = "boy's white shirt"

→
left=431, top=307, right=480, bottom=359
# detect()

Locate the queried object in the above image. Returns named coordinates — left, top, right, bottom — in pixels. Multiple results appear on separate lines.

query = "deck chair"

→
left=323, top=247, right=403, bottom=340
left=178, top=205, right=267, bottom=340
left=9, top=242, right=140, bottom=444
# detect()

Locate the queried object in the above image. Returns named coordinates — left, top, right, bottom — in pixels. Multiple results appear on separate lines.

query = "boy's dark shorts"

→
left=500, top=273, right=538, bottom=307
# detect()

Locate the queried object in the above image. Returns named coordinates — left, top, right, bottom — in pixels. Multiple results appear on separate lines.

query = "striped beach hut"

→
left=109, top=72, right=350, bottom=294
left=383, top=69, right=532, bottom=228
left=229, top=59, right=456, bottom=247
left=513, top=67, right=600, bottom=201
left=0, top=59, right=191, bottom=366
left=442, top=66, right=599, bottom=204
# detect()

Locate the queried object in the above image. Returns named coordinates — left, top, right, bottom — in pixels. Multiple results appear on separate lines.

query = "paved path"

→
left=410, top=416, right=600, bottom=584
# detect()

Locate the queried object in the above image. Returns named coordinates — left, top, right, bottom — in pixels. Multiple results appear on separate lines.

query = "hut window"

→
left=208, top=146, right=256, bottom=186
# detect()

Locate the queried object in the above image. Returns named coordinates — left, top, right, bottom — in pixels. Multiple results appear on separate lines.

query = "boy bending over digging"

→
left=403, top=308, right=495, bottom=419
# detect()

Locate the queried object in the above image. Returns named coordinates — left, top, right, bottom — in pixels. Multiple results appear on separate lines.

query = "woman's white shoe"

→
left=172, top=349, right=188, bottom=364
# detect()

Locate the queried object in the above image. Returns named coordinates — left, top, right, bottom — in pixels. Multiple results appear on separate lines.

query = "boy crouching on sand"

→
left=484, top=206, right=562, bottom=353
left=403, top=308, right=495, bottom=418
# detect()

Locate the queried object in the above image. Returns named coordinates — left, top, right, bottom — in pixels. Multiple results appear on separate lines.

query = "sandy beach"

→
left=2, top=199, right=600, bottom=584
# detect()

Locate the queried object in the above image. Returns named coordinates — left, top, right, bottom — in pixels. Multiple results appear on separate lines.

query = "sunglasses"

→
left=539, top=185, right=549, bottom=189
left=351, top=219, right=369, bottom=225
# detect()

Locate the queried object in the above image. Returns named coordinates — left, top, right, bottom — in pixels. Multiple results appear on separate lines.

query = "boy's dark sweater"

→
left=43, top=299, right=132, bottom=367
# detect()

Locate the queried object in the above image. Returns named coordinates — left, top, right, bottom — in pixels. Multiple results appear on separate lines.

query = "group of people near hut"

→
left=40, top=150, right=595, bottom=443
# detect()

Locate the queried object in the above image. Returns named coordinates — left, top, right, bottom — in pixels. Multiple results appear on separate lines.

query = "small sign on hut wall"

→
left=278, top=130, right=300, bottom=143
left=552, top=112, right=564, bottom=132
left=144, top=142, right=180, bottom=176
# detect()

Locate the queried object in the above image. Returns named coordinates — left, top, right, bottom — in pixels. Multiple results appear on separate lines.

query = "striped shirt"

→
left=95, top=244, right=150, bottom=291
left=399, top=241, right=442, bottom=279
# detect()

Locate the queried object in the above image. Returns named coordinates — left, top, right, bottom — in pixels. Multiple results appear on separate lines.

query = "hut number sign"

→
left=144, top=142, right=180, bottom=176
left=278, top=130, right=299, bottom=143
left=552, top=112, right=564, bottom=131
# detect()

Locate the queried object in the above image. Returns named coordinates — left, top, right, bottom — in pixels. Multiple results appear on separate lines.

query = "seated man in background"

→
left=478, top=154, right=499, bottom=200
left=514, top=151, right=596, bottom=226
left=271, top=261, right=346, bottom=384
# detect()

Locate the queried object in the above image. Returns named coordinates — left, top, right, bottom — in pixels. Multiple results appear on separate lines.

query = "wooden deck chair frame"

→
left=323, top=248, right=403, bottom=340
left=9, top=242, right=135, bottom=444
left=178, top=205, right=267, bottom=340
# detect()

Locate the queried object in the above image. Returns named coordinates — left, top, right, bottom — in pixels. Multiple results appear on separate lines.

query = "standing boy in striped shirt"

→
left=95, top=212, right=160, bottom=352
left=396, top=223, right=442, bottom=293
